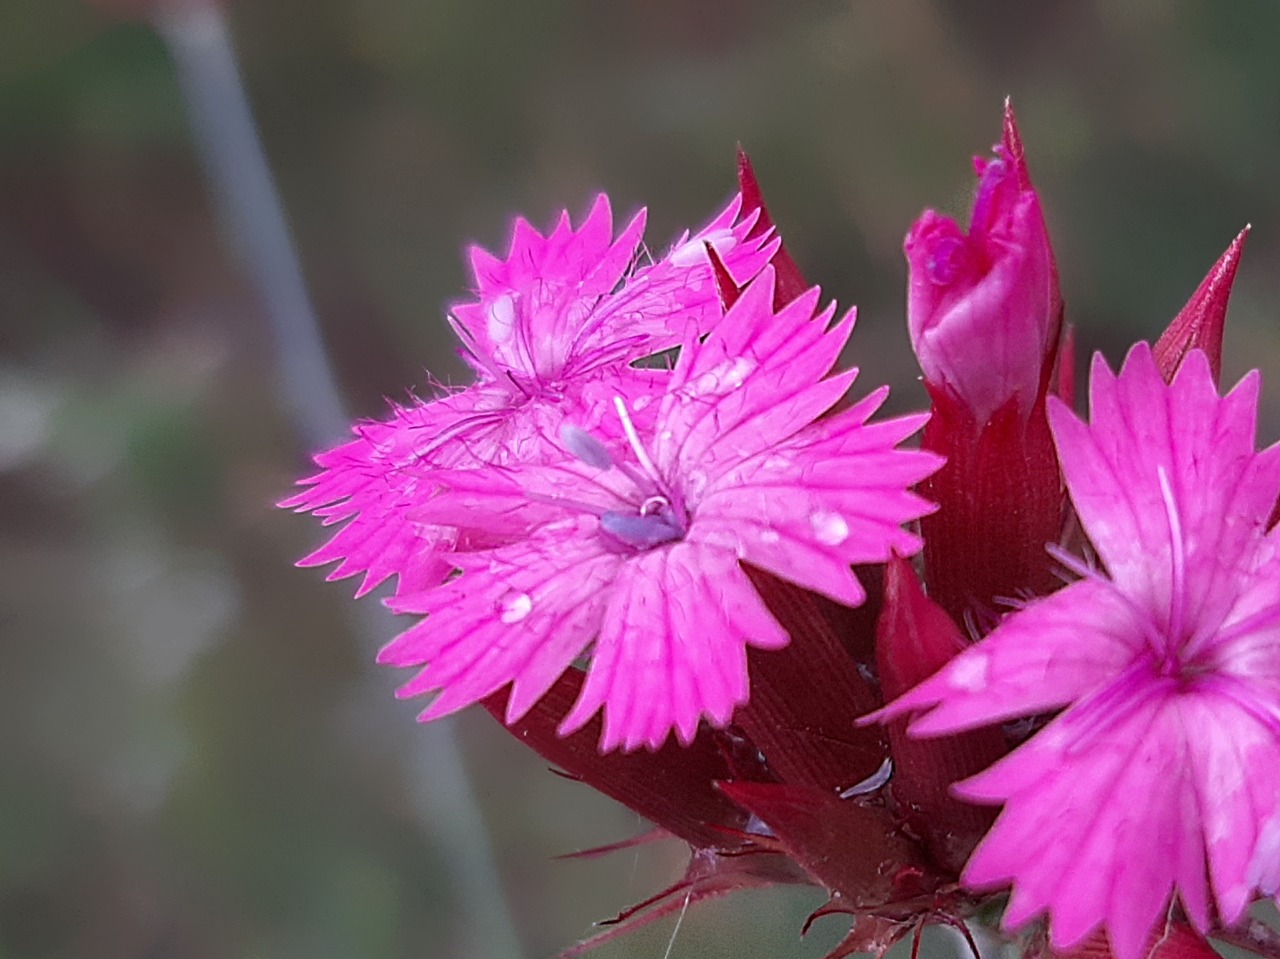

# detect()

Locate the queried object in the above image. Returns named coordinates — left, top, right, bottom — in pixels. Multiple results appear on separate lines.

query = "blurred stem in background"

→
left=152, top=1, right=526, bottom=955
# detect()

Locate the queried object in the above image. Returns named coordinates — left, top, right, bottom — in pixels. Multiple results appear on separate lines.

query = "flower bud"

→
left=906, top=101, right=1061, bottom=424
left=911, top=103, right=1066, bottom=624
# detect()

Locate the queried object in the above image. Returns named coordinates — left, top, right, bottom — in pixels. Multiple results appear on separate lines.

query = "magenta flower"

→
left=378, top=269, right=941, bottom=751
left=906, top=103, right=1060, bottom=424
left=873, top=344, right=1280, bottom=959
left=281, top=193, right=777, bottom=597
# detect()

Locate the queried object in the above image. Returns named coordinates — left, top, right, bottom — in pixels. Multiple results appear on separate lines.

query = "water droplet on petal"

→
left=950, top=651, right=989, bottom=692
left=497, top=590, right=532, bottom=624
left=810, top=510, right=849, bottom=546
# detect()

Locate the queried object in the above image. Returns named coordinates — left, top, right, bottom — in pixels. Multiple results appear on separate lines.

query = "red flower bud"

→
left=906, top=101, right=1061, bottom=424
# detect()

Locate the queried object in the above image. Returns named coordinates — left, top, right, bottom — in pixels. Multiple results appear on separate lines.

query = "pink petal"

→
left=1049, top=346, right=1280, bottom=629
left=958, top=690, right=1201, bottom=959
left=872, top=579, right=1139, bottom=735
left=561, top=542, right=787, bottom=752
left=380, top=518, right=620, bottom=722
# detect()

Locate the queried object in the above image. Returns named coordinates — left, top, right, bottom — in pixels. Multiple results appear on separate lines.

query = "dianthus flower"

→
left=874, top=344, right=1280, bottom=959
left=281, top=194, right=777, bottom=597
left=378, top=269, right=941, bottom=751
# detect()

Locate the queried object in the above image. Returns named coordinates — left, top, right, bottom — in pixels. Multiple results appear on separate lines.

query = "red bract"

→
left=910, top=102, right=1066, bottom=623
left=874, top=555, right=1005, bottom=875
left=1153, top=226, right=1249, bottom=384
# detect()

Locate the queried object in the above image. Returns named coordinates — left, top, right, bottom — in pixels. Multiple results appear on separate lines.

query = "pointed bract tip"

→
left=1000, top=98, right=1032, bottom=189
left=732, top=147, right=809, bottom=307
left=706, top=241, right=743, bottom=311
left=1152, top=225, right=1250, bottom=386
left=876, top=553, right=968, bottom=701
left=735, top=145, right=774, bottom=232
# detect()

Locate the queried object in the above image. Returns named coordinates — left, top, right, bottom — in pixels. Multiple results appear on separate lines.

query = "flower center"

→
left=560, top=398, right=690, bottom=553
left=600, top=497, right=686, bottom=551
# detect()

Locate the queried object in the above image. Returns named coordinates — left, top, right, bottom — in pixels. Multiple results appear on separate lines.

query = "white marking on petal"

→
left=486, top=294, right=517, bottom=343
left=810, top=510, right=849, bottom=546
left=669, top=228, right=735, bottom=267
left=692, top=357, right=758, bottom=395
left=950, top=651, right=990, bottom=692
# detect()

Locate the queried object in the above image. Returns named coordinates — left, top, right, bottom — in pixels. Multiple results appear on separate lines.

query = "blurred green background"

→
left=3, top=1, right=1280, bottom=957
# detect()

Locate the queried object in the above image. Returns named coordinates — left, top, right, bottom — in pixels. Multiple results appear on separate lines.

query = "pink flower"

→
left=281, top=193, right=777, bottom=597
left=379, top=269, right=942, bottom=751
left=906, top=103, right=1060, bottom=424
left=873, top=344, right=1280, bottom=959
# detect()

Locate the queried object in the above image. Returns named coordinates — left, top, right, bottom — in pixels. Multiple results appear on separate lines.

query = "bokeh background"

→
left=4, top=1, right=1280, bottom=957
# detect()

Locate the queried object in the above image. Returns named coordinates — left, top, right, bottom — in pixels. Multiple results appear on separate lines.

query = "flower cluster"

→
left=287, top=106, right=1280, bottom=959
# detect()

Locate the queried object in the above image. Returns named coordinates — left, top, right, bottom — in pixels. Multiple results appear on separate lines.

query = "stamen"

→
left=613, top=395, right=663, bottom=484
left=640, top=495, right=668, bottom=516
left=560, top=424, right=614, bottom=470
left=1046, top=543, right=1168, bottom=658
left=1157, top=465, right=1188, bottom=655
left=600, top=510, right=684, bottom=551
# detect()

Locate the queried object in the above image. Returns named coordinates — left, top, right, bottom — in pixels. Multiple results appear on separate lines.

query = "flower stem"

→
left=155, top=3, right=525, bottom=955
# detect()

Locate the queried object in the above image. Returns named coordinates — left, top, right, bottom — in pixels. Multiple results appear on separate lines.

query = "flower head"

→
left=379, top=269, right=942, bottom=751
left=874, top=344, right=1280, bottom=959
left=282, top=193, right=777, bottom=597
left=906, top=102, right=1060, bottom=424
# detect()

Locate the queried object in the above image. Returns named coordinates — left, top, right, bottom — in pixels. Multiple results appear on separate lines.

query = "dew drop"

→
left=810, top=510, right=849, bottom=546
left=497, top=590, right=533, bottom=624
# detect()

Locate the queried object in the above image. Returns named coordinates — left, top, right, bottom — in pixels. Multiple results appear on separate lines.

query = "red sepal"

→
left=1055, top=322, right=1077, bottom=407
left=1153, top=225, right=1249, bottom=386
left=717, top=781, right=932, bottom=906
left=737, top=569, right=890, bottom=794
left=875, top=555, right=1005, bottom=874
left=919, top=384, right=1064, bottom=627
left=706, top=242, right=744, bottom=311
left=737, top=146, right=810, bottom=307
left=555, top=846, right=805, bottom=958
left=483, top=671, right=754, bottom=850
